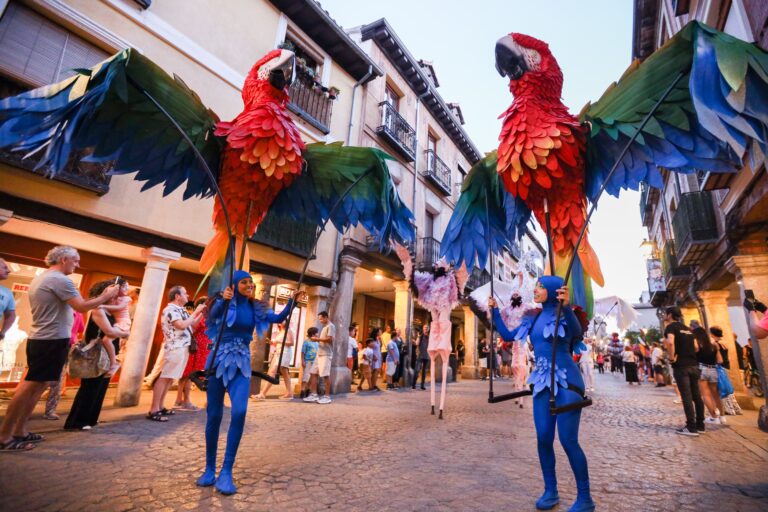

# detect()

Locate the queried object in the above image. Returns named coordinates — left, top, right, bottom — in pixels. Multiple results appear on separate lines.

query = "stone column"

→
left=329, top=253, right=361, bottom=394
left=0, top=208, right=13, bottom=226
left=727, top=254, right=768, bottom=430
left=698, top=290, right=746, bottom=398
left=461, top=305, right=480, bottom=379
left=250, top=274, right=279, bottom=396
left=115, top=247, right=180, bottom=406
left=393, top=280, right=413, bottom=384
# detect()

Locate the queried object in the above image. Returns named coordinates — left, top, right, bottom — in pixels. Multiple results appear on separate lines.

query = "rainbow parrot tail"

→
left=554, top=248, right=599, bottom=320
left=199, top=230, right=248, bottom=296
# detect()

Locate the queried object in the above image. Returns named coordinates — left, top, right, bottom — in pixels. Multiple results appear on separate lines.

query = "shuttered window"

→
left=0, top=2, right=109, bottom=88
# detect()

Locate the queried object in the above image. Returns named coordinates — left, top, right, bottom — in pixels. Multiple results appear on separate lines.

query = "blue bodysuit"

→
left=492, top=275, right=594, bottom=512
left=196, top=270, right=293, bottom=495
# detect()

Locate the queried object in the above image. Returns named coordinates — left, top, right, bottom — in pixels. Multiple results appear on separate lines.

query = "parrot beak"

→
left=495, top=36, right=528, bottom=80
left=269, top=49, right=296, bottom=90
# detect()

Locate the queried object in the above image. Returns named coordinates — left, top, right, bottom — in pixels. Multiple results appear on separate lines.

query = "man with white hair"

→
left=0, top=246, right=118, bottom=451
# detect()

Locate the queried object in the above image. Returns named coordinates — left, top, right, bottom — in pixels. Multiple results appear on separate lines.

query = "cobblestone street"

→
left=2, top=373, right=767, bottom=511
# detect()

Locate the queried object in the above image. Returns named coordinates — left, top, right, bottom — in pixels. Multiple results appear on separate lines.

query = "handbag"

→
left=716, top=365, right=734, bottom=398
left=68, top=335, right=110, bottom=379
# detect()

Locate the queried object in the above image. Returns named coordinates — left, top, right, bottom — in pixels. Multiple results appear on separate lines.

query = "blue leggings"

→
left=533, top=389, right=590, bottom=497
left=204, top=372, right=250, bottom=472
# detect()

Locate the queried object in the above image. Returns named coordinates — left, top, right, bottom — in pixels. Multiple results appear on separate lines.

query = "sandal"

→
left=146, top=412, right=169, bottom=422
left=0, top=438, right=36, bottom=452
left=14, top=432, right=44, bottom=443
left=159, top=408, right=176, bottom=416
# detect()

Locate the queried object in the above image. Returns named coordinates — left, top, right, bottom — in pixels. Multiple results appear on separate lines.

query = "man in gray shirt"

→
left=0, top=246, right=117, bottom=451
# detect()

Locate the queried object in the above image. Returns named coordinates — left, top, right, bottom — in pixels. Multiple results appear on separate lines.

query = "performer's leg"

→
left=216, top=373, right=250, bottom=495
left=197, top=375, right=225, bottom=487
left=429, top=355, right=436, bottom=412
left=533, top=392, right=559, bottom=510
left=438, top=352, right=449, bottom=418
left=556, top=390, right=594, bottom=512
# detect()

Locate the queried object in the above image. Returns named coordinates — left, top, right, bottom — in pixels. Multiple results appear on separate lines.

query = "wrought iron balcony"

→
left=422, top=150, right=452, bottom=196
left=661, top=240, right=692, bottom=291
left=467, top=266, right=491, bottom=290
left=375, top=102, right=416, bottom=161
left=671, top=191, right=719, bottom=266
left=287, top=76, right=333, bottom=134
left=509, top=241, right=522, bottom=261
left=415, top=236, right=441, bottom=270
left=251, top=213, right=317, bottom=258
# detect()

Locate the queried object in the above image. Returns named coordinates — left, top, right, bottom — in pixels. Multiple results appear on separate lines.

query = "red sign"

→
left=12, top=283, right=29, bottom=293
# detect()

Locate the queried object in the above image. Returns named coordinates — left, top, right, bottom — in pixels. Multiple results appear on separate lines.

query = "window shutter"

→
left=0, top=2, right=108, bottom=88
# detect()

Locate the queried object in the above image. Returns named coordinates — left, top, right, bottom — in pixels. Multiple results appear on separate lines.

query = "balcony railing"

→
left=509, top=241, right=522, bottom=261
left=661, top=240, right=691, bottom=290
left=671, top=191, right=719, bottom=266
left=287, top=76, right=333, bottom=134
left=251, top=213, right=317, bottom=258
left=467, top=266, right=491, bottom=290
left=415, top=237, right=441, bottom=270
left=375, top=102, right=416, bottom=161
left=422, top=150, right=452, bottom=196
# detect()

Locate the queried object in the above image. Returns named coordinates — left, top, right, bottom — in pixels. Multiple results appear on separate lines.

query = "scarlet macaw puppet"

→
left=0, top=48, right=415, bottom=496
left=394, top=243, right=468, bottom=419
left=441, top=22, right=768, bottom=512
left=441, top=22, right=768, bottom=317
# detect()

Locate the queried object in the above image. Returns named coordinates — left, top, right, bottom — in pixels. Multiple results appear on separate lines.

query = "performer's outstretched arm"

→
left=265, top=299, right=294, bottom=324
left=492, top=307, right=517, bottom=341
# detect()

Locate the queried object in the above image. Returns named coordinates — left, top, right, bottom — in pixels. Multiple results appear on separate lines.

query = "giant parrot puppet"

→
left=0, top=47, right=414, bottom=364
left=439, top=22, right=768, bottom=512
left=0, top=46, right=415, bottom=495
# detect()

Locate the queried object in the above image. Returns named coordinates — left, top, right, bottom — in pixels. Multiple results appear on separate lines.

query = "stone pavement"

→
left=1, top=372, right=767, bottom=511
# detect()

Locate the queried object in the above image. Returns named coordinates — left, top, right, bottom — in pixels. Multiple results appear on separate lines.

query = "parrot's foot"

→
left=431, top=405, right=435, bottom=415
left=215, top=470, right=237, bottom=495
left=438, top=409, right=443, bottom=420
left=567, top=496, right=595, bottom=512
left=535, top=489, right=560, bottom=510
left=196, top=468, right=216, bottom=487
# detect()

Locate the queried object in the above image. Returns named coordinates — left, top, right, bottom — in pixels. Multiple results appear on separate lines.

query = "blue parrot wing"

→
left=581, top=21, right=768, bottom=202
left=0, top=48, right=223, bottom=199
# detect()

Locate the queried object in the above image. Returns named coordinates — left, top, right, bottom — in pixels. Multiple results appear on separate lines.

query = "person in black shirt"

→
left=664, top=307, right=705, bottom=436
left=691, top=320, right=724, bottom=424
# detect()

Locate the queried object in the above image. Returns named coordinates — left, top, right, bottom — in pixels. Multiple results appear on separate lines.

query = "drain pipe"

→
left=329, top=65, right=376, bottom=293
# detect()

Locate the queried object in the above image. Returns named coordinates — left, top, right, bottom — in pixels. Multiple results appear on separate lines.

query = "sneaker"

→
left=303, top=393, right=319, bottom=403
left=673, top=398, right=682, bottom=404
left=675, top=426, right=699, bottom=437
left=81, top=425, right=92, bottom=431
left=704, top=416, right=719, bottom=424
left=719, top=415, right=726, bottom=424
left=318, top=395, right=332, bottom=404
left=42, top=413, right=60, bottom=420
left=696, top=425, right=706, bottom=433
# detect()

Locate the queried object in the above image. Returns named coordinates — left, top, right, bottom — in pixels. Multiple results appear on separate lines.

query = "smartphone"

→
left=745, top=289, right=755, bottom=301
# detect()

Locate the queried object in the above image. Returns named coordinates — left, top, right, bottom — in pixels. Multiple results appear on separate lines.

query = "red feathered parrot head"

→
left=243, top=48, right=296, bottom=105
left=495, top=33, right=563, bottom=99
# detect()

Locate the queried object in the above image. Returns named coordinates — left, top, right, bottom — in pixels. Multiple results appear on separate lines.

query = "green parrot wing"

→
left=0, top=48, right=223, bottom=199
left=581, top=21, right=768, bottom=202
left=439, top=151, right=532, bottom=268
left=267, top=142, right=416, bottom=247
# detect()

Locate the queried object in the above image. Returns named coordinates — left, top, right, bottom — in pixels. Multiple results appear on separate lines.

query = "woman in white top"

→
left=254, top=323, right=295, bottom=399
left=622, top=345, right=640, bottom=385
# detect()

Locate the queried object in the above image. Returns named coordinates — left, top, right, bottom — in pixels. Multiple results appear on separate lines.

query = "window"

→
left=0, top=3, right=109, bottom=88
left=384, top=84, right=399, bottom=111
left=281, top=33, right=333, bottom=133
left=426, top=133, right=437, bottom=171
left=424, top=212, right=435, bottom=239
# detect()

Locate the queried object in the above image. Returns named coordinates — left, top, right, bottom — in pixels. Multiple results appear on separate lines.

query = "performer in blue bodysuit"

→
left=490, top=275, right=594, bottom=512
left=196, top=270, right=301, bottom=495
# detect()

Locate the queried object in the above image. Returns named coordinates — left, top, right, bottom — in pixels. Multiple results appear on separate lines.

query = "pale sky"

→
left=320, top=0, right=649, bottom=303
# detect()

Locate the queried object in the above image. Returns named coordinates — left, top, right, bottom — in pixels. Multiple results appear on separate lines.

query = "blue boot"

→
left=568, top=479, right=595, bottom=512
left=215, top=469, right=237, bottom=495
left=536, top=489, right=560, bottom=510
left=196, top=467, right=216, bottom=487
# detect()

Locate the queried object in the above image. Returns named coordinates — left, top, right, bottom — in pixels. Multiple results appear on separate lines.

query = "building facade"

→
left=634, top=0, right=768, bottom=416
left=0, top=0, right=381, bottom=401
